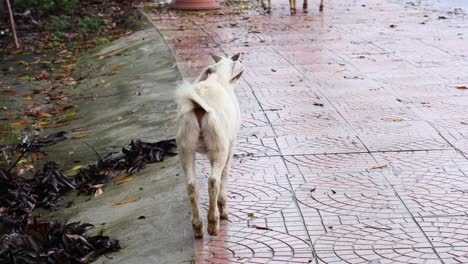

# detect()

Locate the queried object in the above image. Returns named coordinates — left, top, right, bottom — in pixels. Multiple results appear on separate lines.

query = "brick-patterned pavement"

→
left=145, top=0, right=468, bottom=263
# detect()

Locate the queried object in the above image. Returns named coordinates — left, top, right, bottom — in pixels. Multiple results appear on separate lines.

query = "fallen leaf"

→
left=371, top=164, right=388, bottom=170
left=456, top=86, right=468, bottom=90
left=66, top=234, right=83, bottom=240
left=254, top=226, right=272, bottom=230
left=36, top=121, right=50, bottom=127
left=71, top=134, right=89, bottom=139
left=304, top=17, right=313, bottom=22
left=95, top=187, right=103, bottom=197
left=65, top=165, right=83, bottom=174
left=116, top=177, right=134, bottom=185
left=383, top=117, right=404, bottom=122
left=64, top=78, right=77, bottom=86
left=98, top=228, right=107, bottom=235
left=38, top=112, right=52, bottom=118
left=113, top=197, right=139, bottom=206
left=111, top=172, right=130, bottom=182
left=22, top=96, right=33, bottom=100
left=9, top=121, right=29, bottom=127
left=36, top=70, right=49, bottom=80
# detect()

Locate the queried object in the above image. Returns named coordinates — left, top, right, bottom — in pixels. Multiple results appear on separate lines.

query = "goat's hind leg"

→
left=207, top=150, right=229, bottom=236
left=319, top=0, right=324, bottom=11
left=180, top=148, right=203, bottom=238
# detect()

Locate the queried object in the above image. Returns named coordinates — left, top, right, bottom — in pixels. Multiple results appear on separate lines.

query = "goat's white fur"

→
left=175, top=54, right=243, bottom=238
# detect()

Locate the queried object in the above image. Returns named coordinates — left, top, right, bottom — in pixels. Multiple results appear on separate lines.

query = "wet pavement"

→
left=42, top=26, right=195, bottom=263
left=145, top=0, right=468, bottom=263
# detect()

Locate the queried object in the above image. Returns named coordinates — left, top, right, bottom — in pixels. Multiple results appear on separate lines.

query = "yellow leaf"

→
left=304, top=17, right=313, bottom=22
left=382, top=117, right=404, bottom=122
left=117, top=116, right=123, bottom=121
left=38, top=112, right=52, bottom=118
left=22, top=96, right=33, bottom=100
left=65, top=165, right=83, bottom=174
left=36, top=121, right=50, bottom=126
left=116, top=177, right=134, bottom=186
left=113, top=197, right=140, bottom=206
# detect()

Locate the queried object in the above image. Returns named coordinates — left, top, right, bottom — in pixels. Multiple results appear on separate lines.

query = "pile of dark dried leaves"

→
left=0, top=135, right=177, bottom=263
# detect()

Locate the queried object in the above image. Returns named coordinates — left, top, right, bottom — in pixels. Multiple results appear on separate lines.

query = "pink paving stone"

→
left=145, top=0, right=468, bottom=262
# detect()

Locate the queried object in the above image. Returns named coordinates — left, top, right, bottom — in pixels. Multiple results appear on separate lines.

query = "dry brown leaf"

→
left=456, top=86, right=468, bottom=90
left=371, top=164, right=388, bottom=170
left=64, top=78, right=77, bottom=86
left=9, top=121, right=29, bottom=127
left=383, top=117, right=404, bottom=122
left=71, top=134, right=89, bottom=139
left=116, top=177, right=134, bottom=186
left=38, top=112, right=52, bottom=118
left=304, top=17, right=313, bottom=22
left=110, top=172, right=130, bottom=182
left=113, top=197, right=139, bottom=206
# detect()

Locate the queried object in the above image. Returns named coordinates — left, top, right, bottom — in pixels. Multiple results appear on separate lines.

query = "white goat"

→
left=175, top=53, right=244, bottom=238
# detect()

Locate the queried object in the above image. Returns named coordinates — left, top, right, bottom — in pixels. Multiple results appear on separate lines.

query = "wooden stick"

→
left=5, top=0, right=20, bottom=49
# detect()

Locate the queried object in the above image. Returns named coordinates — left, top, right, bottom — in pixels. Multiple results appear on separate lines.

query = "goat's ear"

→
left=230, top=62, right=244, bottom=83
left=195, top=67, right=212, bottom=83
left=211, top=54, right=222, bottom=63
left=230, top=53, right=241, bottom=61
left=231, top=70, right=243, bottom=83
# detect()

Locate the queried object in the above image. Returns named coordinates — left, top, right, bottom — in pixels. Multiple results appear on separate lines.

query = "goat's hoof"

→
left=319, top=5, right=323, bottom=11
left=193, top=232, right=203, bottom=239
left=220, top=211, right=229, bottom=220
left=192, top=222, right=203, bottom=239
left=207, top=220, right=220, bottom=236
left=303, top=8, right=308, bottom=13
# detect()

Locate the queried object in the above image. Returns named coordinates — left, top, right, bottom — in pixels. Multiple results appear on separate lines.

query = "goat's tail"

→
left=175, top=81, right=212, bottom=113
